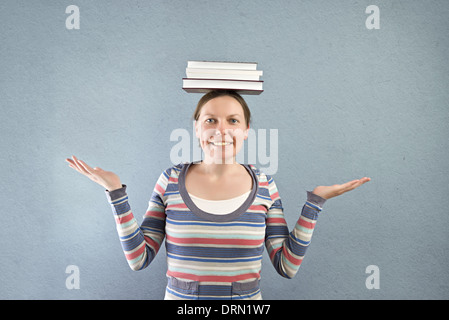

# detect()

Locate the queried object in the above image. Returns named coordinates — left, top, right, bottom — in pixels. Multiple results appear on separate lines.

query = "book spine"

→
left=187, top=61, right=258, bottom=70
left=182, top=88, right=263, bottom=95
left=186, top=68, right=263, bottom=76
left=185, top=73, right=260, bottom=81
left=182, top=78, right=263, bottom=83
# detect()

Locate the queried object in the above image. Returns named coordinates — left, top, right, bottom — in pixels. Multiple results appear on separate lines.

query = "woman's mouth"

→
left=208, top=141, right=233, bottom=146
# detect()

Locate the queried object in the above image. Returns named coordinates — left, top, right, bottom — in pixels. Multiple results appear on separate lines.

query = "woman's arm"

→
left=264, top=178, right=324, bottom=279
left=264, top=176, right=370, bottom=279
left=106, top=179, right=167, bottom=271
left=66, top=156, right=168, bottom=271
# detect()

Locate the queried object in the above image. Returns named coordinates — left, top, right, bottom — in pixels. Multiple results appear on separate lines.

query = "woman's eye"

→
left=205, top=118, right=238, bottom=124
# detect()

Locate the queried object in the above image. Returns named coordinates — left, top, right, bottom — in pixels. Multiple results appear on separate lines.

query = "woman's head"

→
left=193, top=90, right=251, bottom=128
left=193, top=90, right=251, bottom=164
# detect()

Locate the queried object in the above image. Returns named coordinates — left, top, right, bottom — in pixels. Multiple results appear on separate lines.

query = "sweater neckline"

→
left=178, top=161, right=259, bottom=222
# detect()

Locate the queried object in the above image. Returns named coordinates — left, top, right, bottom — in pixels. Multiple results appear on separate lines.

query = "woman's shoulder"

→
left=160, top=162, right=275, bottom=185
left=159, top=161, right=202, bottom=179
left=247, top=163, right=272, bottom=182
left=160, top=162, right=190, bottom=177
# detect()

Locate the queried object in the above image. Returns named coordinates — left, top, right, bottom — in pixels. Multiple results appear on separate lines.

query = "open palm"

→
left=313, top=177, right=371, bottom=200
left=66, top=155, right=122, bottom=191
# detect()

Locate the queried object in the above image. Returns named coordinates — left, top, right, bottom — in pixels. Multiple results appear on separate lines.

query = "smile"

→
left=208, top=141, right=233, bottom=146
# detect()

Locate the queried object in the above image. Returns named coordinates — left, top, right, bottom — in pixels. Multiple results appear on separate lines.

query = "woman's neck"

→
left=196, top=159, right=241, bottom=179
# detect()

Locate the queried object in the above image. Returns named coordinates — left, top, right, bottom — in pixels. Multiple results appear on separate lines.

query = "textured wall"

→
left=1, top=0, right=448, bottom=299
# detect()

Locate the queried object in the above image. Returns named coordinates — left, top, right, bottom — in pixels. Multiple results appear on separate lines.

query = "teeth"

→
left=210, top=141, right=233, bottom=146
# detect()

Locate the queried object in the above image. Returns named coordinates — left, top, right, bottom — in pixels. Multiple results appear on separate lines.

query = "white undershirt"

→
left=189, top=190, right=251, bottom=215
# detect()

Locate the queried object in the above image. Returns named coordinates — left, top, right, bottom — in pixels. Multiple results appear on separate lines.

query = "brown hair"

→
left=192, top=90, right=251, bottom=127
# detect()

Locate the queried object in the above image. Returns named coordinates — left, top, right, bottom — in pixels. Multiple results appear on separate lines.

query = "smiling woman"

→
left=66, top=89, right=370, bottom=300
left=193, top=90, right=252, bottom=127
left=192, top=90, right=251, bottom=165
left=194, top=91, right=250, bottom=166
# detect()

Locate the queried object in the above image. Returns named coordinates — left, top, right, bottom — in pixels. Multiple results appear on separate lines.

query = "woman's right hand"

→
left=65, top=155, right=123, bottom=191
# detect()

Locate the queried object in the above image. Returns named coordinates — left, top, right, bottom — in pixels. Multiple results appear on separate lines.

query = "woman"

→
left=66, top=90, right=370, bottom=299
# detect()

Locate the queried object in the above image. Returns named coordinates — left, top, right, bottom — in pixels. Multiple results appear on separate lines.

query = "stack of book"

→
left=182, top=61, right=263, bottom=95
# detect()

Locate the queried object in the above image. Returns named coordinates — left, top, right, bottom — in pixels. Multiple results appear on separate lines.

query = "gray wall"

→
left=1, top=0, right=448, bottom=299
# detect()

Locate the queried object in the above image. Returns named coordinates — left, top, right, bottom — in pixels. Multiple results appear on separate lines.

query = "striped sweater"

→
left=105, top=162, right=326, bottom=300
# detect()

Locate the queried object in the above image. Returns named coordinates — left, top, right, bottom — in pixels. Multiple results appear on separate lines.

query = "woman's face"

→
left=195, top=96, right=249, bottom=164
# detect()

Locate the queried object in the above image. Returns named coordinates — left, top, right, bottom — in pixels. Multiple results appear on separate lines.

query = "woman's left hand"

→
left=312, top=177, right=371, bottom=200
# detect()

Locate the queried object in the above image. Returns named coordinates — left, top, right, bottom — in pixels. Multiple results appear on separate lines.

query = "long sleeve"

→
left=105, top=170, right=170, bottom=271
left=264, top=176, right=326, bottom=279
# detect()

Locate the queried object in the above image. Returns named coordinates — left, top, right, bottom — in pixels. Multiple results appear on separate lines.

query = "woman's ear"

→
left=244, top=124, right=250, bottom=140
left=194, top=120, right=200, bottom=139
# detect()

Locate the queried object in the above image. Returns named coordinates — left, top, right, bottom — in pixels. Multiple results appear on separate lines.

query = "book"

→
left=186, top=68, right=263, bottom=81
left=183, top=87, right=263, bottom=95
left=187, top=60, right=258, bottom=71
left=182, top=78, right=263, bottom=95
left=182, top=61, right=263, bottom=95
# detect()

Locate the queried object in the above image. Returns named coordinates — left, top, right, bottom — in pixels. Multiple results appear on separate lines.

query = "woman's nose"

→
left=215, top=122, right=227, bottom=135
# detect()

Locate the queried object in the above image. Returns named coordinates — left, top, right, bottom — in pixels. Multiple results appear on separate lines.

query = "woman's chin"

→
left=200, top=142, right=244, bottom=164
